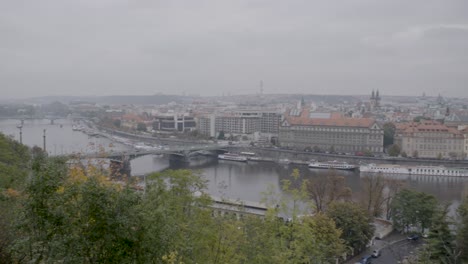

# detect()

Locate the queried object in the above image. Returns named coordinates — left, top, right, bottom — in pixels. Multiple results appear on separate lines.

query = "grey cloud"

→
left=1, top=0, right=468, bottom=98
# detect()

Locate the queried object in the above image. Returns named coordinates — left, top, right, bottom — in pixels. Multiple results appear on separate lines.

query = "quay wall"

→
left=228, top=146, right=468, bottom=167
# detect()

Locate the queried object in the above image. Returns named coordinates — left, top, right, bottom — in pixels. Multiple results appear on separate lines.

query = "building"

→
left=279, top=109, right=383, bottom=153
left=197, top=110, right=281, bottom=138
left=152, top=113, right=196, bottom=132
left=394, top=120, right=465, bottom=159
left=370, top=90, right=381, bottom=110
left=462, top=128, right=468, bottom=156
left=197, top=115, right=216, bottom=137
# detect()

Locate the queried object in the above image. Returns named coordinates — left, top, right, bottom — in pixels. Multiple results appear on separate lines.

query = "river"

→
left=1, top=118, right=467, bottom=211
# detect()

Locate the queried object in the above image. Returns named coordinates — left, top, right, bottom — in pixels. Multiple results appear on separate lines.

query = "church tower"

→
left=370, top=90, right=381, bottom=110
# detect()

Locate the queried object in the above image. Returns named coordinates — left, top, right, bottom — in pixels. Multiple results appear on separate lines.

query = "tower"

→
left=370, top=90, right=381, bottom=110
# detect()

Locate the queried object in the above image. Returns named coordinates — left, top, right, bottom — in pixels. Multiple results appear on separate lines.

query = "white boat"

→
left=218, top=153, right=248, bottom=162
left=360, top=164, right=468, bottom=177
left=278, top=158, right=291, bottom=165
left=72, top=125, right=83, bottom=131
left=308, top=160, right=357, bottom=170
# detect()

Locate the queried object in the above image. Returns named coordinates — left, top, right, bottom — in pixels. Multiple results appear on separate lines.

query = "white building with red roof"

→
left=279, top=108, right=383, bottom=153
left=394, top=120, right=465, bottom=159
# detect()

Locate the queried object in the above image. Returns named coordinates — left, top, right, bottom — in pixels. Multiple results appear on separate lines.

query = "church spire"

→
left=371, top=90, right=375, bottom=100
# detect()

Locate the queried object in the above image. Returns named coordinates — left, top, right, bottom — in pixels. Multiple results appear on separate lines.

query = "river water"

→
left=1, top=119, right=467, bottom=210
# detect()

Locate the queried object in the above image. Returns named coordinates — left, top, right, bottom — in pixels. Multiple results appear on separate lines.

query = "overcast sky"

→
left=1, top=0, right=468, bottom=99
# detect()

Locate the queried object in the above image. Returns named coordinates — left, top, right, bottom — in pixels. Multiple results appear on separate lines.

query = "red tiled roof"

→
left=397, top=120, right=462, bottom=135
left=284, top=108, right=376, bottom=128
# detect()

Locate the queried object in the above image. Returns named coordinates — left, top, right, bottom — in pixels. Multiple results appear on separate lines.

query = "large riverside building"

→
left=197, top=110, right=281, bottom=138
left=279, top=109, right=383, bottom=153
left=152, top=113, right=196, bottom=132
left=394, top=120, right=465, bottom=159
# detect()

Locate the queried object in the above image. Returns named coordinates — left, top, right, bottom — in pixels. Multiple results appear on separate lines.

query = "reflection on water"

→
left=130, top=155, right=468, bottom=207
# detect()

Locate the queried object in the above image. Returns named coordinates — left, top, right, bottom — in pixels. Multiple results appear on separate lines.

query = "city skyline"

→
left=2, top=0, right=468, bottom=99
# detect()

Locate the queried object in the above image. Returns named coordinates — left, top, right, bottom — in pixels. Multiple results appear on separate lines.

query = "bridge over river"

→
left=79, top=143, right=228, bottom=161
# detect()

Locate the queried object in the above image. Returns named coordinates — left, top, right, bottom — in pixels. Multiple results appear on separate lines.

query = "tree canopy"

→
left=391, top=189, right=438, bottom=233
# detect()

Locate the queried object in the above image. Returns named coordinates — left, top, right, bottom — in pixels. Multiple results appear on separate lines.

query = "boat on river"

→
left=308, top=160, right=357, bottom=171
left=360, top=164, right=468, bottom=177
left=218, top=153, right=248, bottom=162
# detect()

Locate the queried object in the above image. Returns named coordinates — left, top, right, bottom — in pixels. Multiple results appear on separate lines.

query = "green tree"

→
left=424, top=205, right=458, bottom=263
left=383, top=122, right=396, bottom=147
left=217, top=130, right=225, bottom=140
left=0, top=133, right=30, bottom=262
left=326, top=202, right=375, bottom=254
left=363, top=149, right=374, bottom=157
left=413, top=150, right=419, bottom=158
left=391, top=189, right=437, bottom=233
left=113, top=119, right=121, bottom=128
left=138, top=169, right=216, bottom=263
left=13, top=158, right=143, bottom=263
left=457, top=196, right=468, bottom=261
left=387, top=144, right=401, bottom=157
left=136, top=122, right=147, bottom=132
left=262, top=169, right=346, bottom=263
left=401, top=151, right=408, bottom=158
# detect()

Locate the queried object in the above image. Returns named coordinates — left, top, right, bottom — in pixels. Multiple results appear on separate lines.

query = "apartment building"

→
left=279, top=109, right=383, bottom=153
left=197, top=110, right=281, bottom=138
left=394, top=120, right=464, bottom=159
left=152, top=113, right=196, bottom=132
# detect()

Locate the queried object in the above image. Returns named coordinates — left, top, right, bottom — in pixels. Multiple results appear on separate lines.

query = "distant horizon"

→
left=2, top=91, right=464, bottom=103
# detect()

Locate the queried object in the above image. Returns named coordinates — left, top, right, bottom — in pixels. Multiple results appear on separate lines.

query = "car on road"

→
left=372, top=249, right=381, bottom=258
left=407, top=234, right=420, bottom=241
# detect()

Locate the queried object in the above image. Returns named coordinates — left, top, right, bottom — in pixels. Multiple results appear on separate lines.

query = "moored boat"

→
left=360, top=164, right=468, bottom=177
left=218, top=153, right=248, bottom=162
left=308, top=160, right=357, bottom=170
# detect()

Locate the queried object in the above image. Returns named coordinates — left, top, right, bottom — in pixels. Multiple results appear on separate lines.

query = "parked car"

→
left=407, top=234, right=420, bottom=241
left=372, top=249, right=381, bottom=258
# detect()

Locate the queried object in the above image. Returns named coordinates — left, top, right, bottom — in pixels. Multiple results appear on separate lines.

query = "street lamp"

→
left=16, top=124, right=23, bottom=144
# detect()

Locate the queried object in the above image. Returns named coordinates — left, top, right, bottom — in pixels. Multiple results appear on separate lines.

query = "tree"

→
left=363, top=149, right=374, bottom=157
left=136, top=122, right=147, bottom=132
left=0, top=133, right=30, bottom=262
left=412, top=150, right=419, bottom=158
left=13, top=157, right=143, bottom=263
left=457, top=196, right=468, bottom=261
left=383, top=122, right=396, bottom=147
left=387, top=144, right=401, bottom=157
left=113, top=119, right=121, bottom=128
left=326, top=202, right=375, bottom=254
left=306, top=170, right=352, bottom=213
left=401, top=151, right=408, bottom=158
left=424, top=205, right=458, bottom=263
left=360, top=174, right=386, bottom=217
left=217, top=131, right=225, bottom=140
left=383, top=178, right=405, bottom=220
left=391, top=189, right=437, bottom=233
left=262, top=169, right=346, bottom=263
